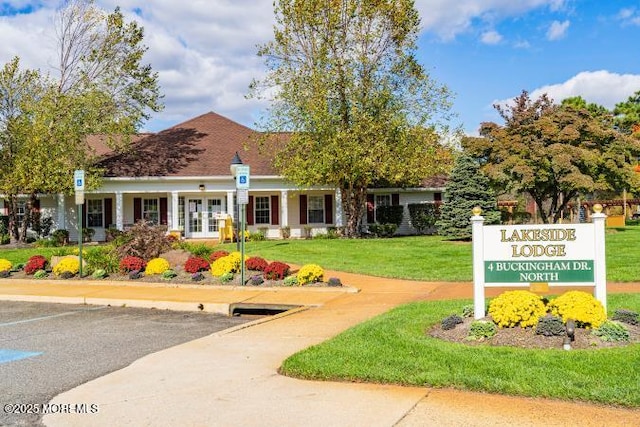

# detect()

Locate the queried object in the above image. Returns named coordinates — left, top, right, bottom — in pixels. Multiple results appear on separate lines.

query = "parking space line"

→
left=0, top=349, right=43, bottom=364
left=0, top=306, right=107, bottom=328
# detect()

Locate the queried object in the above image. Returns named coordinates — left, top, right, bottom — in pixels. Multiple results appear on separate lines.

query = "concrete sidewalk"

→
left=1, top=275, right=638, bottom=426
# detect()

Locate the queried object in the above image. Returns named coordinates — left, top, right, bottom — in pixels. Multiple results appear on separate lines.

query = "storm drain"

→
left=229, top=303, right=301, bottom=317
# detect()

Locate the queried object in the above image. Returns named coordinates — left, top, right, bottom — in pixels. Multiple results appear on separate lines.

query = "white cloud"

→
left=616, top=7, right=640, bottom=26
left=494, top=71, right=640, bottom=111
left=546, top=20, right=570, bottom=40
left=481, top=30, right=502, bottom=44
left=0, top=1, right=275, bottom=131
left=414, top=0, right=568, bottom=40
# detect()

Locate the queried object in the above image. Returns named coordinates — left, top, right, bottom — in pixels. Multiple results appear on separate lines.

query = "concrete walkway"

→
left=1, top=275, right=638, bottom=426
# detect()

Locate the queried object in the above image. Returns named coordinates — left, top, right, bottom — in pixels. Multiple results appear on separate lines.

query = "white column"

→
left=171, top=191, right=179, bottom=231
left=280, top=190, right=288, bottom=227
left=57, top=194, right=66, bottom=230
left=226, top=191, right=235, bottom=220
left=471, top=208, right=486, bottom=319
left=591, top=205, right=607, bottom=310
left=334, top=188, right=343, bottom=227
left=115, top=192, right=123, bottom=230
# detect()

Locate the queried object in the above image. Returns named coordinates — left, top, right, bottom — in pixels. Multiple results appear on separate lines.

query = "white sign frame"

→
left=471, top=208, right=607, bottom=319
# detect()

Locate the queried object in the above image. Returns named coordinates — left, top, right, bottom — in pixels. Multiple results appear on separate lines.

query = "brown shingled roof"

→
left=96, top=112, right=279, bottom=177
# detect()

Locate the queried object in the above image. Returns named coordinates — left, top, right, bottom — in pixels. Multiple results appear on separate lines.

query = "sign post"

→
left=235, top=166, right=250, bottom=286
left=74, top=170, right=85, bottom=277
left=471, top=204, right=607, bottom=319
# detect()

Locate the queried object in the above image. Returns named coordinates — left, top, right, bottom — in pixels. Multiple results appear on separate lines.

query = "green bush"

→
left=535, top=315, right=566, bottom=336
left=368, top=223, right=397, bottom=238
left=52, top=229, right=69, bottom=246
left=407, top=203, right=440, bottom=234
left=375, top=205, right=404, bottom=227
left=612, top=308, right=639, bottom=326
left=34, top=270, right=48, bottom=279
left=91, top=269, right=108, bottom=279
left=461, top=304, right=474, bottom=318
left=283, top=275, right=298, bottom=286
left=162, top=269, right=177, bottom=280
left=441, top=314, right=463, bottom=330
left=84, top=246, right=120, bottom=274
left=593, top=320, right=630, bottom=342
left=467, top=320, right=497, bottom=340
left=220, top=272, right=234, bottom=283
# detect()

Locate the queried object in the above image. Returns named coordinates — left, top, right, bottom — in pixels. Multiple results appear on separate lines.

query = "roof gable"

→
left=97, top=112, right=278, bottom=177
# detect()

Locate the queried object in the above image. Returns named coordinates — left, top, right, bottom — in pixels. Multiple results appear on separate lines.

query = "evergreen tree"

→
left=436, top=154, right=501, bottom=240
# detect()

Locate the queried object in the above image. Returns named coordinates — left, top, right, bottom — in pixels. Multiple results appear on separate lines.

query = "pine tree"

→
left=436, top=154, right=501, bottom=240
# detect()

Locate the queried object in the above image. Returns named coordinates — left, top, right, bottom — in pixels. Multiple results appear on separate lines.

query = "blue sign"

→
left=74, top=170, right=85, bottom=191
left=236, top=166, right=250, bottom=189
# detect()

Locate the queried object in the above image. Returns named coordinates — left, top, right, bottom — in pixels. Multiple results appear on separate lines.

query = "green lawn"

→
left=221, top=226, right=640, bottom=282
left=281, top=293, right=640, bottom=407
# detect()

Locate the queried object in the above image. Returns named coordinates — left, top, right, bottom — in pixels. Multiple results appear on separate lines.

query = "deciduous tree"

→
left=463, top=91, right=640, bottom=224
left=0, top=0, right=162, bottom=242
left=250, top=0, right=454, bottom=237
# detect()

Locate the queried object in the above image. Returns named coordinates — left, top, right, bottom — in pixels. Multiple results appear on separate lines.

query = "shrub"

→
left=162, top=269, right=177, bottom=280
left=210, top=250, right=229, bottom=262
left=467, top=320, right=497, bottom=340
left=280, top=226, right=290, bottom=239
left=461, top=304, right=474, bottom=318
left=53, top=257, right=80, bottom=276
left=488, top=290, right=547, bottom=328
left=24, top=255, right=48, bottom=274
left=83, top=246, right=119, bottom=274
left=245, top=256, right=269, bottom=271
left=592, top=320, right=630, bottom=342
left=548, top=291, right=606, bottom=328
left=327, top=277, right=342, bottom=287
left=119, top=256, right=147, bottom=273
left=184, top=256, right=210, bottom=274
left=115, top=220, right=172, bottom=260
left=91, top=269, right=108, bottom=279
left=612, top=309, right=639, bottom=326
left=0, top=258, right=12, bottom=272
left=407, top=203, right=440, bottom=234
left=297, top=263, right=324, bottom=285
left=283, top=275, right=298, bottom=286
left=34, top=270, right=48, bottom=279
left=368, top=223, right=397, bottom=238
left=220, top=272, right=234, bottom=283
left=52, top=229, right=69, bottom=246
left=375, top=205, right=404, bottom=226
left=535, top=315, right=566, bottom=336
left=441, top=314, right=463, bottom=331
left=145, top=258, right=170, bottom=275
left=264, top=261, right=290, bottom=280
left=187, top=243, right=213, bottom=259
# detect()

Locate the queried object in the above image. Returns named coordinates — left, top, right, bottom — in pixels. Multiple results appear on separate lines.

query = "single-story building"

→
left=1, top=112, right=445, bottom=242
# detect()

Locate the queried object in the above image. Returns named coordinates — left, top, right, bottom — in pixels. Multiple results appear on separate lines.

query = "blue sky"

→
left=0, top=1, right=639, bottom=136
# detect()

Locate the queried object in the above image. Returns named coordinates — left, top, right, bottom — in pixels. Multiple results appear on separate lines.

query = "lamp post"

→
left=230, top=152, right=243, bottom=251
left=230, top=152, right=249, bottom=286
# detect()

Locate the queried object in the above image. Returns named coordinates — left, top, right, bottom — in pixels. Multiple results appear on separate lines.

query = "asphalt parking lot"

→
left=0, top=301, right=257, bottom=427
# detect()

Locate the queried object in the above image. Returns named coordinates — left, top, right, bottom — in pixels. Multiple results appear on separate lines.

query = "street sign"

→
left=74, top=170, right=85, bottom=191
left=237, top=189, right=249, bottom=205
left=75, top=191, right=85, bottom=205
left=236, top=165, right=250, bottom=189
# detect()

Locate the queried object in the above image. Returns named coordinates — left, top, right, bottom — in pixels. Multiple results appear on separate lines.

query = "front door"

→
left=186, top=198, right=225, bottom=238
left=187, top=199, right=205, bottom=238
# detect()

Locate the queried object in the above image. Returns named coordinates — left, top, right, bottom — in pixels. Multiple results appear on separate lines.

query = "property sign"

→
left=471, top=206, right=607, bottom=319
left=483, top=224, right=595, bottom=284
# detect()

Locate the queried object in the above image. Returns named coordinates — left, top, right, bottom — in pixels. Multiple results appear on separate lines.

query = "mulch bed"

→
left=429, top=317, right=640, bottom=350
